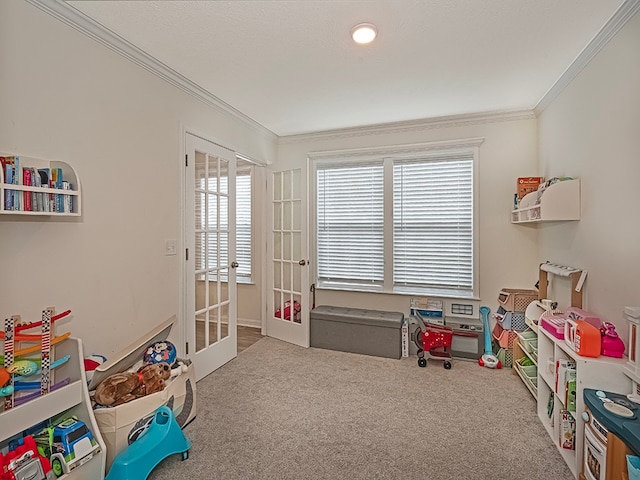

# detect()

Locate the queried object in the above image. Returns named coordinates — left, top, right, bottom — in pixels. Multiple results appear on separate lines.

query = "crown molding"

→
left=307, top=137, right=485, bottom=161
left=535, top=0, right=640, bottom=115
left=279, top=109, right=535, bottom=145
left=25, top=0, right=277, bottom=142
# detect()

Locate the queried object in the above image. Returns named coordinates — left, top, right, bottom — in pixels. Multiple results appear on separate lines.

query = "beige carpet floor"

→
left=148, top=337, right=573, bottom=480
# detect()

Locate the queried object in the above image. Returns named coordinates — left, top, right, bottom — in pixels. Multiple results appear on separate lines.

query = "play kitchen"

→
left=581, top=389, right=640, bottom=480
left=407, top=298, right=483, bottom=360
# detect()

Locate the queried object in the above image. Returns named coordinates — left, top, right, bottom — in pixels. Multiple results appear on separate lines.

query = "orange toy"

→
left=0, top=368, right=9, bottom=387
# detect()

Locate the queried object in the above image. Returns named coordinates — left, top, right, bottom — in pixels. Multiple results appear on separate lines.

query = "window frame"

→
left=309, top=137, right=483, bottom=299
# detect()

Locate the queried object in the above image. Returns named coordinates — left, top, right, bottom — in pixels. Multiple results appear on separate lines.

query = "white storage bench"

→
left=310, top=305, right=404, bottom=359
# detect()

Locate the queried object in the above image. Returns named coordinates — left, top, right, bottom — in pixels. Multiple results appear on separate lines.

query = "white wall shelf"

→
left=0, top=154, right=81, bottom=216
left=511, top=178, right=580, bottom=224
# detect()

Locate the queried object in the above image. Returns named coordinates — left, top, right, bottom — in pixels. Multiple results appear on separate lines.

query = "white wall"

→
left=537, top=10, right=640, bottom=337
left=276, top=115, right=540, bottom=317
left=0, top=1, right=277, bottom=355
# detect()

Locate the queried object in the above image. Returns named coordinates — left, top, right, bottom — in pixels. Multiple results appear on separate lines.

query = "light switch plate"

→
left=165, top=238, right=177, bottom=256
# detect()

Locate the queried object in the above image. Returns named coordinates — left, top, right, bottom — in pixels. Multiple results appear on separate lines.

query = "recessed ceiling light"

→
left=351, top=23, right=377, bottom=45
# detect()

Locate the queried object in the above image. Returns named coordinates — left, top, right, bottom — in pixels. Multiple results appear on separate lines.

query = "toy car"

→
left=32, top=417, right=100, bottom=477
left=0, top=435, right=55, bottom=480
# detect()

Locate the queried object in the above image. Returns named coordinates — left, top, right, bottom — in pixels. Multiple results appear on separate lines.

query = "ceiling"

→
left=62, top=0, right=625, bottom=137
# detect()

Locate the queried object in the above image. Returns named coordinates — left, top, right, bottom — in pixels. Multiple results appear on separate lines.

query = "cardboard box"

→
left=517, top=176, right=544, bottom=200
left=88, top=316, right=196, bottom=471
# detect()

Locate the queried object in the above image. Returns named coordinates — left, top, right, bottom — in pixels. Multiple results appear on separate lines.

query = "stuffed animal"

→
left=94, top=362, right=171, bottom=407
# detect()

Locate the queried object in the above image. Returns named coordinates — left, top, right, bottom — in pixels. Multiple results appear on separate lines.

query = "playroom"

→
left=1, top=1, right=640, bottom=479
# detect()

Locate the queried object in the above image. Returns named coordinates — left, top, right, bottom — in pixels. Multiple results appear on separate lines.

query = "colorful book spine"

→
left=23, top=167, right=31, bottom=211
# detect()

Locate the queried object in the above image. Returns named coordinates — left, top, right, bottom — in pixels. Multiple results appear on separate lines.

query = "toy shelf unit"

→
left=511, top=178, right=580, bottom=224
left=537, top=326, right=629, bottom=479
left=513, top=328, right=538, bottom=398
left=0, top=337, right=106, bottom=479
left=0, top=153, right=81, bottom=216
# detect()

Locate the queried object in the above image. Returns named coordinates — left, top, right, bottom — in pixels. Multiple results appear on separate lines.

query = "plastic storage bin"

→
left=494, top=346, right=513, bottom=368
left=495, top=306, right=527, bottom=331
left=517, top=330, right=537, bottom=353
left=498, top=288, right=538, bottom=312
left=492, top=322, right=518, bottom=348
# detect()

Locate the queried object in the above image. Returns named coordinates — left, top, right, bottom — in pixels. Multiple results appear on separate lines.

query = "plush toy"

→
left=84, top=353, right=108, bottom=384
left=94, top=362, right=171, bottom=407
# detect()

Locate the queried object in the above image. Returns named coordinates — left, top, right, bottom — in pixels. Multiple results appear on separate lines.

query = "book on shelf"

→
left=555, top=359, right=576, bottom=396
left=560, top=409, right=576, bottom=450
left=23, top=167, right=32, bottom=211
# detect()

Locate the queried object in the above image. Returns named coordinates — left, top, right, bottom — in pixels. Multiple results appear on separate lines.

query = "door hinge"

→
left=185, top=342, right=189, bottom=355
left=185, top=154, right=188, bottom=167
left=185, top=248, right=189, bottom=261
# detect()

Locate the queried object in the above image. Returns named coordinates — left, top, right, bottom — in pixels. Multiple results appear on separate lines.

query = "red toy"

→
left=414, top=321, right=453, bottom=369
left=274, top=300, right=301, bottom=323
left=0, top=435, right=55, bottom=480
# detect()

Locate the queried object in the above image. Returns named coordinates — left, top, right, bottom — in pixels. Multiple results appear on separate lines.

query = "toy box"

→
left=88, top=316, right=196, bottom=471
left=517, top=176, right=544, bottom=200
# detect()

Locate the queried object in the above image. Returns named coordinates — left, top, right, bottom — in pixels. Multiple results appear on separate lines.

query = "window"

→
left=235, top=166, right=253, bottom=282
left=317, top=162, right=384, bottom=287
left=197, top=162, right=253, bottom=283
left=313, top=139, right=480, bottom=297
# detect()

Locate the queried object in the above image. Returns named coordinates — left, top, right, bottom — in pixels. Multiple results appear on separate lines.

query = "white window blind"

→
left=393, top=156, right=473, bottom=292
left=235, top=170, right=252, bottom=281
left=316, top=161, right=384, bottom=286
left=199, top=169, right=252, bottom=282
left=315, top=148, right=475, bottom=295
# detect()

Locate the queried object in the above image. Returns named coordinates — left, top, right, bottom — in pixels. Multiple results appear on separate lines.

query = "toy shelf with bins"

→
left=513, top=328, right=538, bottom=398
left=0, top=154, right=81, bottom=216
left=0, top=337, right=106, bottom=479
left=511, top=178, right=580, bottom=224
left=536, top=326, right=629, bottom=479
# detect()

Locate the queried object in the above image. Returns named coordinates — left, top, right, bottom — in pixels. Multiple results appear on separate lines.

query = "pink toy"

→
left=600, top=322, right=625, bottom=358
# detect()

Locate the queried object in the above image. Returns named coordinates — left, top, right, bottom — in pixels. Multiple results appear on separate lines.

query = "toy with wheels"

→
left=105, top=406, right=190, bottom=480
left=478, top=305, right=502, bottom=369
left=413, top=317, right=453, bottom=369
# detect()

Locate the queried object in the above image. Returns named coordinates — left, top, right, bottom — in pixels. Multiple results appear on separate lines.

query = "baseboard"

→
left=237, top=317, right=261, bottom=329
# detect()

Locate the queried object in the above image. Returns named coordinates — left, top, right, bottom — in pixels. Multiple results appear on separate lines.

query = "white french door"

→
left=185, top=133, right=237, bottom=381
left=266, top=165, right=310, bottom=347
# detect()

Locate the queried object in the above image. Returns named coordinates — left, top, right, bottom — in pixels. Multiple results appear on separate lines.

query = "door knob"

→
left=231, top=261, right=239, bottom=268
left=298, top=259, right=306, bottom=266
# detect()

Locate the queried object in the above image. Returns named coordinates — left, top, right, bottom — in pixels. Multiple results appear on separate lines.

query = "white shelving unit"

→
left=537, top=326, right=629, bottom=479
left=511, top=178, right=580, bottom=224
left=0, top=337, right=106, bottom=479
left=0, top=154, right=81, bottom=216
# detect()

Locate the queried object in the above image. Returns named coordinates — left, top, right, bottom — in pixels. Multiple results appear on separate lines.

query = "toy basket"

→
left=497, top=288, right=538, bottom=312
left=517, top=330, right=537, bottom=353
left=491, top=342, right=513, bottom=368
left=492, top=322, right=518, bottom=348
left=495, top=306, right=527, bottom=331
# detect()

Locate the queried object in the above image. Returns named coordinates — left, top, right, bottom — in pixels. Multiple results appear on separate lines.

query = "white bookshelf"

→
left=511, top=178, right=580, bottom=223
left=536, top=326, right=629, bottom=478
left=0, top=154, right=81, bottom=216
left=1, top=337, right=106, bottom=479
